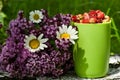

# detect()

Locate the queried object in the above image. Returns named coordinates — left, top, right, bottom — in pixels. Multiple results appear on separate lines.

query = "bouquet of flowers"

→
left=0, top=9, right=78, bottom=78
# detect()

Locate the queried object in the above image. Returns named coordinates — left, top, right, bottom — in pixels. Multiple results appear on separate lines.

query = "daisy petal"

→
left=70, top=39, right=75, bottom=44
left=56, top=31, right=61, bottom=39
left=38, top=34, right=43, bottom=40
left=40, top=38, right=48, bottom=43
left=71, top=35, right=79, bottom=39
left=59, top=27, right=63, bottom=34
left=67, top=26, right=72, bottom=33
left=41, top=44, right=48, bottom=48
left=62, top=24, right=68, bottom=32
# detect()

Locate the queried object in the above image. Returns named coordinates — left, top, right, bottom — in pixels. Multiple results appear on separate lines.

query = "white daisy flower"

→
left=24, top=34, right=48, bottom=53
left=56, top=24, right=78, bottom=44
left=29, top=10, right=44, bottom=23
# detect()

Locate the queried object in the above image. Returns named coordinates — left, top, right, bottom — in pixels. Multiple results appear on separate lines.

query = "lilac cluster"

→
left=0, top=11, right=33, bottom=78
left=55, top=39, right=72, bottom=51
left=25, top=50, right=72, bottom=77
left=0, top=9, right=75, bottom=78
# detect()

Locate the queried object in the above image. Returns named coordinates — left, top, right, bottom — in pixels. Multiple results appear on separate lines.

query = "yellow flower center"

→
left=33, top=14, right=40, bottom=20
left=60, top=33, right=70, bottom=39
left=29, top=39, right=40, bottom=49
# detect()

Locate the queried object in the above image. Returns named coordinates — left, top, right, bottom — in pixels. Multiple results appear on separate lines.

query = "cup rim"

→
left=74, top=20, right=111, bottom=25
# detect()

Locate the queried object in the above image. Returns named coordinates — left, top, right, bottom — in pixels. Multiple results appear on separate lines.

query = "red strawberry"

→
left=83, top=12, right=90, bottom=19
left=96, top=10, right=101, bottom=13
left=76, top=14, right=83, bottom=20
left=96, top=19, right=102, bottom=23
left=89, top=18, right=97, bottom=23
left=89, top=10, right=97, bottom=18
left=82, top=19, right=89, bottom=23
left=71, top=15, right=78, bottom=22
left=97, top=12, right=105, bottom=19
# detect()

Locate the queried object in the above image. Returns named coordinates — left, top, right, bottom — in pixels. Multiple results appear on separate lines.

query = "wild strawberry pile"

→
left=71, top=10, right=110, bottom=23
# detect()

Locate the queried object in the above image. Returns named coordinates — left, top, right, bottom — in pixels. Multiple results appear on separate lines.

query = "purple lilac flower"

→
left=55, top=39, right=72, bottom=51
left=26, top=52, right=54, bottom=77
left=39, top=9, right=49, bottom=26
left=29, top=29, right=42, bottom=37
left=53, top=13, right=71, bottom=26
left=0, top=46, right=10, bottom=66
left=0, top=11, right=33, bottom=78
left=50, top=50, right=73, bottom=76
left=52, top=69, right=63, bottom=77
left=40, top=18, right=58, bottom=39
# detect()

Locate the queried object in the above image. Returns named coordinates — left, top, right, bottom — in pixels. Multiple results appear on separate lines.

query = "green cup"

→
left=73, top=21, right=111, bottom=78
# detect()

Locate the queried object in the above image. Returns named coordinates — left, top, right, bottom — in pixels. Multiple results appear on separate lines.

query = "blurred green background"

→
left=0, top=0, right=120, bottom=54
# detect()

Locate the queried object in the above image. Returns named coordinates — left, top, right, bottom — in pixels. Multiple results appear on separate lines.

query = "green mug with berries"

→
left=72, top=10, right=111, bottom=78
